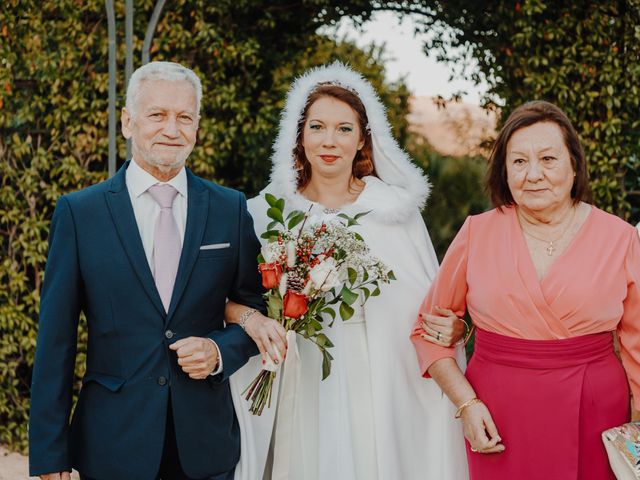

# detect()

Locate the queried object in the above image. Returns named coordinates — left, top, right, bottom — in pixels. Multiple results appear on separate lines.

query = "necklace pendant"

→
left=546, top=242, right=555, bottom=256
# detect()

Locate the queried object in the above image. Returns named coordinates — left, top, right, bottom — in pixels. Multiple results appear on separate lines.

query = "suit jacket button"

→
left=165, top=330, right=174, bottom=339
left=158, top=376, right=167, bottom=386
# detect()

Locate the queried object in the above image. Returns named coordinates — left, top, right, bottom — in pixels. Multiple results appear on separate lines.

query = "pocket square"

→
left=200, top=242, right=231, bottom=250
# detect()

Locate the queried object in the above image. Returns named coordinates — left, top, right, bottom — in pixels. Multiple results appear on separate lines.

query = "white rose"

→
left=309, top=258, right=342, bottom=292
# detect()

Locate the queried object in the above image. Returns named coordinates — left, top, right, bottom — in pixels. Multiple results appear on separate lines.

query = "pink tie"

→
left=148, top=184, right=181, bottom=312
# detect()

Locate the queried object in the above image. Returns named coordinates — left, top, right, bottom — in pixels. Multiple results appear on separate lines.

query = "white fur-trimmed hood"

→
left=267, top=62, right=429, bottom=224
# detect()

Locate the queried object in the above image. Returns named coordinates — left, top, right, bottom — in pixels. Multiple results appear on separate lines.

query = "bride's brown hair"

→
left=293, top=84, right=377, bottom=190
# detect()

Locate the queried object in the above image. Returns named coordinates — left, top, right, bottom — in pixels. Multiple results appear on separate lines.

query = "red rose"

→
left=258, top=262, right=282, bottom=290
left=283, top=291, right=309, bottom=319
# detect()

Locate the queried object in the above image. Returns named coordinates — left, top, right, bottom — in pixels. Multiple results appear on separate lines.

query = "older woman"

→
left=411, top=100, right=640, bottom=479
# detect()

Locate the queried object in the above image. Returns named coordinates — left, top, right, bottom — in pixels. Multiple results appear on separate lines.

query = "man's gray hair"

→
left=125, top=61, right=203, bottom=116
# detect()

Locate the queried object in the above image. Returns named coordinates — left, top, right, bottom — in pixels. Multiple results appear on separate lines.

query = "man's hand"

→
left=40, top=472, right=71, bottom=480
left=169, top=337, right=219, bottom=379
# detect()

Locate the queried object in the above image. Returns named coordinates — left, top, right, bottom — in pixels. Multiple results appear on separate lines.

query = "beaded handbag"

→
left=602, top=422, right=640, bottom=479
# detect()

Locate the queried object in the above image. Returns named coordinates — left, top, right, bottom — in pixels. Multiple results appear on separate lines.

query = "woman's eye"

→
left=542, top=156, right=556, bottom=162
left=513, top=158, right=525, bottom=165
left=309, top=124, right=322, bottom=130
left=339, top=126, right=353, bottom=133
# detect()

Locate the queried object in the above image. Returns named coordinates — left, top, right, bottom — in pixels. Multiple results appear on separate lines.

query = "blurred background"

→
left=1, top=0, right=639, bottom=466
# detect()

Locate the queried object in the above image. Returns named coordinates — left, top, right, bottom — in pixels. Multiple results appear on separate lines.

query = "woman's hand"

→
left=420, top=306, right=466, bottom=346
left=244, top=313, right=288, bottom=364
left=460, top=401, right=505, bottom=454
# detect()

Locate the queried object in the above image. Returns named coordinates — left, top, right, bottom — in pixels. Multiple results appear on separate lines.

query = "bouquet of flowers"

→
left=243, top=193, right=395, bottom=415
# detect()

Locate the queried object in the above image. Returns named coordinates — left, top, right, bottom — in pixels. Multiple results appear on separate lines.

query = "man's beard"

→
left=133, top=141, right=189, bottom=173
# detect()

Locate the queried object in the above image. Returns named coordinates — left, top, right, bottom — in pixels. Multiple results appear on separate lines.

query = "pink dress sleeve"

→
left=617, top=229, right=640, bottom=409
left=411, top=217, right=470, bottom=378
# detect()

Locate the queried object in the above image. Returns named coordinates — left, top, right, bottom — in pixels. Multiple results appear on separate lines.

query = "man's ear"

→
left=121, top=107, right=133, bottom=139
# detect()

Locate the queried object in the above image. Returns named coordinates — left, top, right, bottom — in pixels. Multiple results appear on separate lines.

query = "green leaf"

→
left=362, top=287, right=371, bottom=301
left=287, top=212, right=306, bottom=230
left=340, top=286, right=359, bottom=305
left=321, top=350, right=334, bottom=380
left=371, top=286, right=381, bottom=297
left=353, top=210, right=371, bottom=220
left=339, top=302, right=355, bottom=320
left=322, top=307, right=336, bottom=319
left=260, top=230, right=280, bottom=240
left=266, top=295, right=283, bottom=319
left=347, top=267, right=357, bottom=284
left=275, top=198, right=285, bottom=211
left=265, top=193, right=278, bottom=207
left=266, top=207, right=284, bottom=225
left=387, top=270, right=396, bottom=281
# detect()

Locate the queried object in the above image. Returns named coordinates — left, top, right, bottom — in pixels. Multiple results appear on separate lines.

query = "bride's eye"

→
left=339, top=126, right=353, bottom=133
left=308, top=123, right=322, bottom=130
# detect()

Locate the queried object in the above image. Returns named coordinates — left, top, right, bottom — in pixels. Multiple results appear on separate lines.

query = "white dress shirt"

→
left=125, top=158, right=222, bottom=374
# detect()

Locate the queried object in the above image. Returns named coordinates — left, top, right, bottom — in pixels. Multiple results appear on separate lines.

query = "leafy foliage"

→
left=415, top=0, right=640, bottom=220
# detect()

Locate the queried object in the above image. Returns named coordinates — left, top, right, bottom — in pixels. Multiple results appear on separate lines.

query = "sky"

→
left=320, top=11, right=489, bottom=104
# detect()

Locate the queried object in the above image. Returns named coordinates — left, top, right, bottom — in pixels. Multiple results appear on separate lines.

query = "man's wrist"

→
left=207, top=338, right=223, bottom=375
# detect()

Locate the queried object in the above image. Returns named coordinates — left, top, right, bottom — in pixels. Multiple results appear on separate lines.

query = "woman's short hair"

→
left=294, top=84, right=377, bottom=190
left=126, top=61, right=202, bottom=117
left=486, top=100, right=589, bottom=207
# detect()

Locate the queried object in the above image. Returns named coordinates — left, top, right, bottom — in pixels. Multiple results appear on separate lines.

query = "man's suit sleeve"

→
left=29, top=196, right=82, bottom=476
left=207, top=192, right=263, bottom=382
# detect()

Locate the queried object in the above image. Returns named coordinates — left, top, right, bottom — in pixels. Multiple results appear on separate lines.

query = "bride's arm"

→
left=419, top=307, right=468, bottom=347
left=225, top=300, right=287, bottom=362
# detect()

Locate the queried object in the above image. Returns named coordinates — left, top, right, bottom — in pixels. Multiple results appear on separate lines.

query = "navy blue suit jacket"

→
left=29, top=162, right=263, bottom=479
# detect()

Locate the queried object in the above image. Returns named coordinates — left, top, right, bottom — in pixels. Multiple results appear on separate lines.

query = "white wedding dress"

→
left=230, top=177, right=469, bottom=480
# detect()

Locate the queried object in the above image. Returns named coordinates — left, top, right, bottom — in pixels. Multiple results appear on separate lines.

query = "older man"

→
left=29, top=62, right=266, bottom=480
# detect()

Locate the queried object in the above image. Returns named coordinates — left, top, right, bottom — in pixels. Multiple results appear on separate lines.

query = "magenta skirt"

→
left=465, top=328, right=630, bottom=480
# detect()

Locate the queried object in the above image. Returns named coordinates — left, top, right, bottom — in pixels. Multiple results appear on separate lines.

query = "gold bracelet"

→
left=239, top=308, right=258, bottom=331
left=454, top=397, right=483, bottom=418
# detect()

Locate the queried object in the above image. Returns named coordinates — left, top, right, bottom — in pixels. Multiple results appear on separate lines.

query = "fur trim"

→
left=268, top=62, right=429, bottom=223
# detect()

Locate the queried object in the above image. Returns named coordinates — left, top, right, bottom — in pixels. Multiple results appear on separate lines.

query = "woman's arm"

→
left=225, top=300, right=287, bottom=362
left=429, top=358, right=505, bottom=454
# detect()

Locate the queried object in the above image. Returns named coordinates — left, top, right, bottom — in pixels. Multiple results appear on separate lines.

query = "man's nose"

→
left=162, top=116, right=180, bottom=137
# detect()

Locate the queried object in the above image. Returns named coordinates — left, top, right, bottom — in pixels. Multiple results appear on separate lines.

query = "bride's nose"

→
left=321, top=130, right=337, bottom=148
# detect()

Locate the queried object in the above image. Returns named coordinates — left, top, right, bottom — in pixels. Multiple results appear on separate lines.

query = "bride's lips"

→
left=319, top=155, right=340, bottom=163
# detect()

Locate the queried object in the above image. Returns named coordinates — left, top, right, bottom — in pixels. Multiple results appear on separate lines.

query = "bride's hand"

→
left=420, top=306, right=466, bottom=346
left=244, top=313, right=288, bottom=364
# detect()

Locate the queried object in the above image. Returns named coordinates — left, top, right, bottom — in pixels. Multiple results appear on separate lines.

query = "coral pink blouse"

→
left=411, top=206, right=640, bottom=407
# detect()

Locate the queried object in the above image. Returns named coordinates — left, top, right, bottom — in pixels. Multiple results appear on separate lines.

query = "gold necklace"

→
left=519, top=206, right=577, bottom=256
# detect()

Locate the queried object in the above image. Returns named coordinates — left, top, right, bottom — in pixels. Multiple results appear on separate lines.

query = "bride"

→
left=228, top=63, right=469, bottom=480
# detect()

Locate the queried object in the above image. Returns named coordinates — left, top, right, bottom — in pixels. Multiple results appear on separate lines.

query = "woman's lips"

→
left=319, top=155, right=339, bottom=163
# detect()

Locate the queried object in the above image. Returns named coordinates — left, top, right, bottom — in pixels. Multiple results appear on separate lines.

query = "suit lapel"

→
left=105, top=162, right=166, bottom=318
left=166, top=170, right=209, bottom=321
